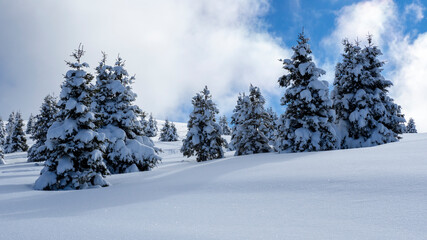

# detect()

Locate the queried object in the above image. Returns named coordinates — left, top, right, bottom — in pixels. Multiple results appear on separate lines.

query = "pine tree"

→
left=181, top=86, right=227, bottom=162
left=229, top=93, right=245, bottom=151
left=159, top=120, right=179, bottom=141
left=4, top=112, right=29, bottom=153
left=0, top=117, right=6, bottom=146
left=332, top=37, right=405, bottom=148
left=265, top=107, right=278, bottom=144
left=4, top=112, right=16, bottom=152
left=144, top=113, right=158, bottom=137
left=27, top=94, right=59, bottom=162
left=275, top=32, right=337, bottom=152
left=93, top=53, right=161, bottom=174
left=406, top=118, right=417, bottom=133
left=26, top=114, right=35, bottom=134
left=34, top=46, right=109, bottom=190
left=0, top=145, right=4, bottom=165
left=219, top=115, right=231, bottom=135
left=230, top=85, right=271, bottom=155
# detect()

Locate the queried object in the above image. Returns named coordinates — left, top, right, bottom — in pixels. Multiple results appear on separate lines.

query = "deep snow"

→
left=0, top=122, right=426, bottom=240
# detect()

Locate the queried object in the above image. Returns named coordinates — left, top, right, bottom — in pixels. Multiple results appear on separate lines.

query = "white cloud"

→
left=0, top=0, right=290, bottom=121
left=322, top=0, right=398, bottom=50
left=404, top=1, right=424, bottom=23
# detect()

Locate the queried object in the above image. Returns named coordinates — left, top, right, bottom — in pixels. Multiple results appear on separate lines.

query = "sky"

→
left=0, top=0, right=426, bottom=132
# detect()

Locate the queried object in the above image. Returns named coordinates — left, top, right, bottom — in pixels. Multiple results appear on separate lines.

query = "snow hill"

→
left=0, top=121, right=426, bottom=240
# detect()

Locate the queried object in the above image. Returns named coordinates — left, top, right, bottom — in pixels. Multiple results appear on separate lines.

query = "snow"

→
left=1, top=125, right=427, bottom=239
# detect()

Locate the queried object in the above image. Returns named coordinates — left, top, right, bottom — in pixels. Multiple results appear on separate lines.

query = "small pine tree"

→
left=406, top=118, right=417, bottom=133
left=181, top=86, right=227, bottom=162
left=144, top=113, right=158, bottom=137
left=4, top=112, right=16, bottom=151
left=219, top=115, right=231, bottom=135
left=26, top=114, right=35, bottom=134
left=27, top=94, right=59, bottom=162
left=229, top=93, right=245, bottom=151
left=230, top=85, right=271, bottom=155
left=265, top=107, right=278, bottom=144
left=0, top=117, right=6, bottom=146
left=160, top=120, right=179, bottom=141
left=275, top=32, right=337, bottom=152
left=34, top=45, right=109, bottom=190
left=92, top=53, right=161, bottom=174
left=0, top=145, right=4, bottom=165
left=4, top=112, right=29, bottom=153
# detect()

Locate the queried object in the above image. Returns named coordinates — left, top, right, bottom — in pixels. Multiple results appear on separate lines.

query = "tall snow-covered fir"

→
left=275, top=32, right=337, bottom=152
left=159, top=120, right=179, bottom=141
left=27, top=94, right=59, bottom=162
left=144, top=113, right=158, bottom=137
left=229, top=84, right=271, bottom=156
left=219, top=115, right=231, bottom=135
left=0, top=144, right=4, bottom=165
left=4, top=112, right=16, bottom=151
left=181, top=86, right=227, bottom=162
left=331, top=37, right=405, bottom=148
left=34, top=46, right=109, bottom=190
left=4, top=112, right=29, bottom=153
left=406, top=118, right=417, bottom=133
left=93, top=53, right=161, bottom=174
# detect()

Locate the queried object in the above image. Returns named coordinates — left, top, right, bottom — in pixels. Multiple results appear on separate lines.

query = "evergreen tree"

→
left=0, top=145, right=4, bottom=165
left=406, top=118, right=417, bottom=133
left=275, top=32, right=337, bottom=152
left=26, top=114, right=35, bottom=134
left=332, top=37, right=405, bottom=148
left=4, top=112, right=16, bottom=151
left=181, top=86, right=227, bottom=162
left=0, top=117, right=6, bottom=146
left=93, top=53, right=161, bottom=174
left=4, top=112, right=29, bottom=153
left=266, top=107, right=278, bottom=144
left=27, top=94, right=59, bottom=162
left=219, top=115, right=231, bottom=135
left=159, top=120, right=179, bottom=141
left=144, top=113, right=158, bottom=137
left=229, top=93, right=245, bottom=151
left=230, top=84, right=271, bottom=155
left=34, top=46, right=109, bottom=190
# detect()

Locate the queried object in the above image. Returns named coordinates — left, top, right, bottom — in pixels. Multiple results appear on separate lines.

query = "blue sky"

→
left=0, top=0, right=426, bottom=131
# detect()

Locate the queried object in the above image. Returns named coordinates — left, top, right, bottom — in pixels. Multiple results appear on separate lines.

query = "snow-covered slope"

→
left=1, top=131, right=426, bottom=240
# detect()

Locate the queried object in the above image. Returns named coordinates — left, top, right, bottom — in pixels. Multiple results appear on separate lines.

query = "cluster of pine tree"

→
left=405, top=118, right=417, bottom=133
left=33, top=46, right=161, bottom=190
left=160, top=120, right=179, bottom=141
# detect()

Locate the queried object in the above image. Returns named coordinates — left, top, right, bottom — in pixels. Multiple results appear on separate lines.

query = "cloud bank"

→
left=0, top=0, right=290, bottom=121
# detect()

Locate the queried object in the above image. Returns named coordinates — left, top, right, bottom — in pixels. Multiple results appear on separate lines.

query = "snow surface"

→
left=0, top=123, right=426, bottom=240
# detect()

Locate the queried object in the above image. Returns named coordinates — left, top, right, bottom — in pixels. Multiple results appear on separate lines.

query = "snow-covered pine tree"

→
left=0, top=117, right=6, bottom=146
left=27, top=94, right=59, bottom=162
left=219, top=115, right=231, bottom=135
left=26, top=114, right=35, bottom=134
left=332, top=37, right=405, bottom=148
left=406, top=118, right=417, bottom=133
left=159, top=119, right=179, bottom=141
left=4, top=112, right=29, bottom=153
left=181, top=86, right=227, bottom=162
left=34, top=46, right=109, bottom=190
left=93, top=53, right=161, bottom=174
left=265, top=107, right=278, bottom=144
left=229, top=93, right=245, bottom=151
left=275, top=32, right=337, bottom=152
left=144, top=113, right=158, bottom=137
left=0, top=145, right=4, bottom=165
left=230, top=84, right=271, bottom=155
left=3, top=112, right=16, bottom=152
